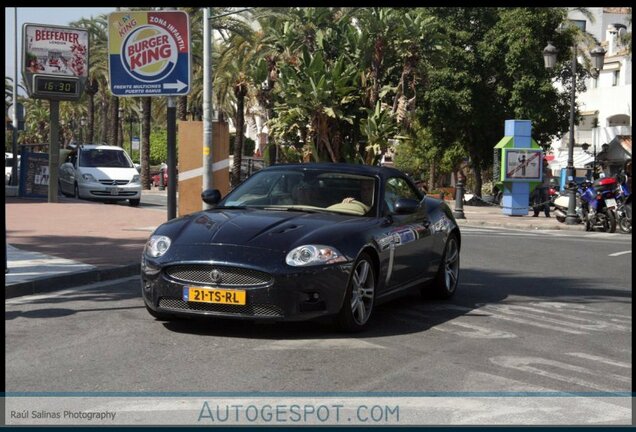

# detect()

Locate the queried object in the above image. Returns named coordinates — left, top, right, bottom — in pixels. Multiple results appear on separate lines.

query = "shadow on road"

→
left=7, top=268, right=629, bottom=340
left=159, top=268, right=631, bottom=339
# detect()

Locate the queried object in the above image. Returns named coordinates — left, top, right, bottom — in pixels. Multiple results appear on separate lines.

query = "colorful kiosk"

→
left=493, top=120, right=543, bottom=216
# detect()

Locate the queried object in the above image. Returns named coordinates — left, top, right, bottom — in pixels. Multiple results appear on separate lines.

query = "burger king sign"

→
left=108, top=11, right=190, bottom=97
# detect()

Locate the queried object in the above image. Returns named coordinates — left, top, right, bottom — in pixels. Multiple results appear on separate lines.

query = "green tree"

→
left=420, top=7, right=575, bottom=196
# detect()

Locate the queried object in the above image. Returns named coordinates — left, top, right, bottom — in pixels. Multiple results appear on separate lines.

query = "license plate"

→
left=605, top=198, right=617, bottom=209
left=184, top=287, right=246, bottom=305
left=107, top=187, right=119, bottom=196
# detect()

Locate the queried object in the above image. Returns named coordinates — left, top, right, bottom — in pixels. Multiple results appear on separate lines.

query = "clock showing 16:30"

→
left=33, top=75, right=80, bottom=99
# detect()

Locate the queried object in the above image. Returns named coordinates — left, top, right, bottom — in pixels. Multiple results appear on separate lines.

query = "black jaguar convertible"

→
left=141, top=163, right=461, bottom=331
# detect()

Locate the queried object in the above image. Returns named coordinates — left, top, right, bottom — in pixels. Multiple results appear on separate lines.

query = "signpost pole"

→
left=48, top=100, right=60, bottom=203
left=11, top=8, right=19, bottom=186
left=167, top=97, right=177, bottom=220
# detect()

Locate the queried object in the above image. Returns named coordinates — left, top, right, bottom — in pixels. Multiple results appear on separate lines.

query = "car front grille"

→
left=99, top=180, right=129, bottom=185
left=159, top=297, right=284, bottom=317
left=165, top=264, right=273, bottom=287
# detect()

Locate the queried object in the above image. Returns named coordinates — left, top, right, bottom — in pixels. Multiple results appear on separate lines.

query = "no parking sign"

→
left=108, top=10, right=191, bottom=97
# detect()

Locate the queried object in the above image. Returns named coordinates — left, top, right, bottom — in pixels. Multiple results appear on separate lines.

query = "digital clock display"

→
left=33, top=76, right=80, bottom=98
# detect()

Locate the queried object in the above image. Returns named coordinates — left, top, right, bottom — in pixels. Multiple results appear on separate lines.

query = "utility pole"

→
left=166, top=6, right=178, bottom=220
left=48, top=100, right=60, bottom=203
left=203, top=7, right=214, bottom=209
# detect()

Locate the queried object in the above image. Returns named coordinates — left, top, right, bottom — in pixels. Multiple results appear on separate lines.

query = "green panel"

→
left=494, top=136, right=513, bottom=149
left=530, top=138, right=541, bottom=149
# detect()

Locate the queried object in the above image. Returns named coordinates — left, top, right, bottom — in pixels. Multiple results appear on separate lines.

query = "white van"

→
left=59, top=144, right=142, bottom=206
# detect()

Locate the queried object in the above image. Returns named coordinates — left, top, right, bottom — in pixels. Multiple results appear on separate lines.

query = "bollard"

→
left=159, top=166, right=166, bottom=191
left=453, top=176, right=466, bottom=219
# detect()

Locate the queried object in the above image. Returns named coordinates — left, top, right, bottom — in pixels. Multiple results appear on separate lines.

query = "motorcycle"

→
left=614, top=179, right=632, bottom=234
left=580, top=177, right=618, bottom=233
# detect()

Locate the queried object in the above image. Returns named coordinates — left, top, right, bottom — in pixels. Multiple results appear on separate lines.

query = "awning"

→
left=549, top=148, right=594, bottom=170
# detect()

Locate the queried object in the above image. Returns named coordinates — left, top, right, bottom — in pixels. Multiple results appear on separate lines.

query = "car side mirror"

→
left=201, top=189, right=222, bottom=206
left=394, top=198, right=420, bottom=214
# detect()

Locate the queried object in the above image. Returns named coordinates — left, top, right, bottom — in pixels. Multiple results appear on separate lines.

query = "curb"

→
left=5, top=264, right=140, bottom=299
left=455, top=219, right=584, bottom=231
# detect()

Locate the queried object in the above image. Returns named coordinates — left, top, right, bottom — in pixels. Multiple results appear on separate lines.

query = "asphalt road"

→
left=5, top=226, right=631, bottom=423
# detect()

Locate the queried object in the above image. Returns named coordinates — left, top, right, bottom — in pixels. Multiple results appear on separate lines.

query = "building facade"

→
left=548, top=7, right=632, bottom=178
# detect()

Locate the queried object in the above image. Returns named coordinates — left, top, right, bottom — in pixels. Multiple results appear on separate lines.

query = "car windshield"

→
left=221, top=169, right=377, bottom=216
left=79, top=149, right=133, bottom=168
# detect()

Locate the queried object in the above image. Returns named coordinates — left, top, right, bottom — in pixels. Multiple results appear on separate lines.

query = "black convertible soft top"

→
left=264, top=162, right=409, bottom=180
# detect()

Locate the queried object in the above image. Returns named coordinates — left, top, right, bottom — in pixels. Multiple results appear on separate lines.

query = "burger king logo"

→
left=121, top=25, right=177, bottom=82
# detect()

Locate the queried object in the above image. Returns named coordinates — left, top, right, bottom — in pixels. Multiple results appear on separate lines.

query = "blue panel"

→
left=501, top=182, right=530, bottom=216
left=504, top=120, right=532, bottom=138
left=513, top=137, right=531, bottom=148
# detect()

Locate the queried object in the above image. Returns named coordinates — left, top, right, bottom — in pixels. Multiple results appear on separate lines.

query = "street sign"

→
left=108, top=11, right=191, bottom=97
left=132, top=137, right=140, bottom=151
left=22, top=23, right=89, bottom=101
left=503, top=149, right=542, bottom=181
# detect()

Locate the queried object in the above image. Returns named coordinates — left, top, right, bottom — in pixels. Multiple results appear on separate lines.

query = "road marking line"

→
left=491, top=356, right=631, bottom=392
left=566, top=353, right=631, bottom=369
left=409, top=303, right=586, bottom=335
left=609, top=250, right=631, bottom=257
left=254, top=339, right=386, bottom=350
left=493, top=304, right=630, bottom=332
left=5, top=276, right=138, bottom=306
left=431, top=320, right=517, bottom=339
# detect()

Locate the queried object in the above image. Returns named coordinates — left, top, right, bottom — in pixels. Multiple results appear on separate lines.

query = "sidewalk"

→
left=448, top=200, right=584, bottom=231
left=5, top=194, right=168, bottom=298
left=4, top=193, right=585, bottom=299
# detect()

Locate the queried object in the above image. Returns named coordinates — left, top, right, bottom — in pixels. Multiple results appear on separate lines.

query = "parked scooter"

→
left=553, top=181, right=585, bottom=224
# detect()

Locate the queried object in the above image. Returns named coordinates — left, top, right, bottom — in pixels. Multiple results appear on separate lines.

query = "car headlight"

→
left=285, top=245, right=347, bottom=267
left=131, top=175, right=140, bottom=184
left=82, top=173, right=97, bottom=183
left=145, top=235, right=172, bottom=258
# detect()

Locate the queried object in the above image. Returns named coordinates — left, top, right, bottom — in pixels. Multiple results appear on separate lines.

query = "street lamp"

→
left=543, top=28, right=606, bottom=225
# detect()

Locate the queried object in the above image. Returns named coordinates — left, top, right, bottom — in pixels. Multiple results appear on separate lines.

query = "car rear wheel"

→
left=336, top=253, right=375, bottom=332
left=425, top=233, right=460, bottom=299
left=129, top=198, right=141, bottom=207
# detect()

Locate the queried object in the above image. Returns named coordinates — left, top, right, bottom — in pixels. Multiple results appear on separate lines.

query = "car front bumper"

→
left=78, top=182, right=141, bottom=200
left=141, top=244, right=353, bottom=322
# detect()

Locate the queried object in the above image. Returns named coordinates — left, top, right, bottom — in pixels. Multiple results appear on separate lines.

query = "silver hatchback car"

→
left=59, top=144, right=142, bottom=206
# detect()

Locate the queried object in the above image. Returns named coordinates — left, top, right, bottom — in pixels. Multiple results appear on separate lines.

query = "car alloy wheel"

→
left=428, top=233, right=460, bottom=299
left=337, top=253, right=375, bottom=332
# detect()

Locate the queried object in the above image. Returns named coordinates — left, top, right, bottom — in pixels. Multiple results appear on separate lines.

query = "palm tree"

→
left=217, top=30, right=261, bottom=186
left=70, top=14, right=110, bottom=144
left=141, top=97, right=152, bottom=189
